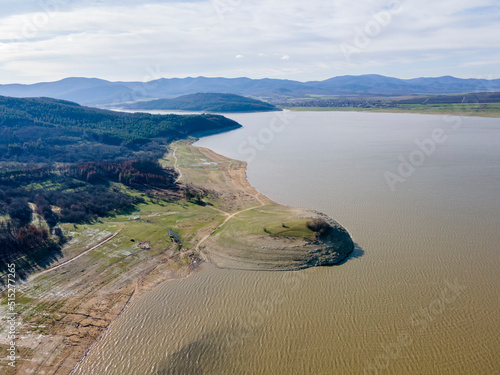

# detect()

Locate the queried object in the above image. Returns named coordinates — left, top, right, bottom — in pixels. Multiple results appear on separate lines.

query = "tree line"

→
left=0, top=95, right=241, bottom=277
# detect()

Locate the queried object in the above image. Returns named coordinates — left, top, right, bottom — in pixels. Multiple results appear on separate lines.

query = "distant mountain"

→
left=1, top=75, right=500, bottom=106
left=125, top=93, right=281, bottom=112
left=304, top=74, right=500, bottom=96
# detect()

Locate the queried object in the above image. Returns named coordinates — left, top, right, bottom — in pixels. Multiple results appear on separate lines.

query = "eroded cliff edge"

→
left=200, top=210, right=354, bottom=271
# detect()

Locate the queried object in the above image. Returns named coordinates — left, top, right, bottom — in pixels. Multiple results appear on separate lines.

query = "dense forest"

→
left=278, top=91, right=500, bottom=109
left=0, top=162, right=155, bottom=276
left=0, top=95, right=241, bottom=163
left=66, top=159, right=178, bottom=189
left=125, top=93, right=280, bottom=112
left=0, top=95, right=241, bottom=277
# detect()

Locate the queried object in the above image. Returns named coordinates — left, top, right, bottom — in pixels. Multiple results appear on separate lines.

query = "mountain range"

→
left=1, top=75, right=499, bottom=106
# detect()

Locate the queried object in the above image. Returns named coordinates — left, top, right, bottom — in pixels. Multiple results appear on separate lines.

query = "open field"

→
left=283, top=103, right=500, bottom=118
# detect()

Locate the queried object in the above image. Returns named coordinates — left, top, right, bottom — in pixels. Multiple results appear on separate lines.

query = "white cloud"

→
left=0, top=0, right=499, bottom=82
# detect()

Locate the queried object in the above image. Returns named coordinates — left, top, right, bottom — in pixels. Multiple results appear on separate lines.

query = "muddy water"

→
left=74, top=112, right=500, bottom=374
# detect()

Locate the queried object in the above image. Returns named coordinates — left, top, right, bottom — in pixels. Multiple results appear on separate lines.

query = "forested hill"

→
left=0, top=95, right=241, bottom=275
left=125, top=93, right=280, bottom=112
left=0, top=95, right=241, bottom=163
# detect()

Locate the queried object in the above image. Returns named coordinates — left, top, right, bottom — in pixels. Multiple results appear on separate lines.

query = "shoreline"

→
left=69, top=260, right=204, bottom=375
left=1, top=138, right=351, bottom=375
left=283, top=106, right=500, bottom=118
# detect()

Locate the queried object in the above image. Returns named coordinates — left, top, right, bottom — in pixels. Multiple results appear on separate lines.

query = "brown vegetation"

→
left=306, top=218, right=332, bottom=238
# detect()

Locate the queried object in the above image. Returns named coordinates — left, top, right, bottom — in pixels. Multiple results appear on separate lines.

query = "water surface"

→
left=75, top=111, right=500, bottom=374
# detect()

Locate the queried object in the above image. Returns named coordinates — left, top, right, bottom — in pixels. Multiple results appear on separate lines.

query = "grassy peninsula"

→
left=0, top=97, right=353, bottom=374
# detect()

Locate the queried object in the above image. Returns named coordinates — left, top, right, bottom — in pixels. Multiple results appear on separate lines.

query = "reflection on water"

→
left=75, top=112, right=500, bottom=375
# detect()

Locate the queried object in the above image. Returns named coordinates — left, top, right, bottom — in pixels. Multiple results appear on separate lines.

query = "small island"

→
left=124, top=92, right=281, bottom=113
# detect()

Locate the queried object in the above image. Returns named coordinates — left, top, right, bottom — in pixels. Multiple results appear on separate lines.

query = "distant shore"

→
left=283, top=104, right=500, bottom=118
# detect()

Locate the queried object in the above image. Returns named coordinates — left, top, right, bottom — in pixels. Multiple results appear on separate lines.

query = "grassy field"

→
left=284, top=103, right=500, bottom=117
left=215, top=206, right=315, bottom=241
left=162, top=141, right=316, bottom=243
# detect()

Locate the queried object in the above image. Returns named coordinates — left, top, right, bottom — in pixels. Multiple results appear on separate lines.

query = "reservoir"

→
left=74, top=111, right=500, bottom=374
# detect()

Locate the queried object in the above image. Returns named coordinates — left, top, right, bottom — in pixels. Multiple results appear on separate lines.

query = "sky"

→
left=0, top=0, right=499, bottom=84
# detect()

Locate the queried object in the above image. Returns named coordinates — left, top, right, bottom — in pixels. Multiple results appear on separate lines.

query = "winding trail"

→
left=171, top=145, right=269, bottom=255
left=194, top=202, right=265, bottom=255
left=31, top=228, right=122, bottom=279
left=194, top=186, right=267, bottom=257
left=172, top=147, right=183, bottom=183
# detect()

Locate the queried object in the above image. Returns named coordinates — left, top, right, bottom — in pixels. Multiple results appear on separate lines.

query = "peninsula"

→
left=0, top=96, right=353, bottom=374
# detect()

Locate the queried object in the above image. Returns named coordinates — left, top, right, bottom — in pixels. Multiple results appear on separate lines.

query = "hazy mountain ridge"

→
left=1, top=75, right=500, bottom=106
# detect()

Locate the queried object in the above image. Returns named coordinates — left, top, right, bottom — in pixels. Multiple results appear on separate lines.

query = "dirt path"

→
left=172, top=147, right=183, bottom=183
left=194, top=185, right=268, bottom=254
left=31, top=229, right=122, bottom=279
left=170, top=145, right=268, bottom=254
left=170, top=145, right=270, bottom=254
left=194, top=202, right=265, bottom=255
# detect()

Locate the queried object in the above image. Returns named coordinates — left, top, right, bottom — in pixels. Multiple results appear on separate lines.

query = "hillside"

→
left=2, top=75, right=500, bottom=106
left=125, top=93, right=281, bottom=112
left=0, top=95, right=241, bottom=164
left=0, top=95, right=240, bottom=277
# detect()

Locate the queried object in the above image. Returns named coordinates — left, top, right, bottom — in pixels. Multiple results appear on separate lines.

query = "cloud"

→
left=0, top=0, right=499, bottom=82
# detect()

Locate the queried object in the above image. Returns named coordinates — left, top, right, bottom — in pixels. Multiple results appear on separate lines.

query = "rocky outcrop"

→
left=200, top=210, right=354, bottom=271
left=302, top=214, right=354, bottom=268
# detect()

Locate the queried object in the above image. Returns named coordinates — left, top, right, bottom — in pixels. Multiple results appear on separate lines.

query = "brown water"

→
left=74, top=111, right=500, bottom=375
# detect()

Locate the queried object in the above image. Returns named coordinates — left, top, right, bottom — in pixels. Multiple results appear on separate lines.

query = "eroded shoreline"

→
left=0, top=141, right=353, bottom=374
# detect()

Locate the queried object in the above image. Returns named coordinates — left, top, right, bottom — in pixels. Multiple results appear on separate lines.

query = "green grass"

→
left=305, top=94, right=344, bottom=99
left=2, top=137, right=331, bottom=370
left=284, top=103, right=500, bottom=117
left=263, top=219, right=315, bottom=239
left=17, top=141, right=311, bottom=302
left=216, top=206, right=315, bottom=241
left=162, top=142, right=317, bottom=245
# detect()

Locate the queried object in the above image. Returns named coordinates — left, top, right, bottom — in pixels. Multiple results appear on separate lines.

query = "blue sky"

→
left=0, top=0, right=499, bottom=83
